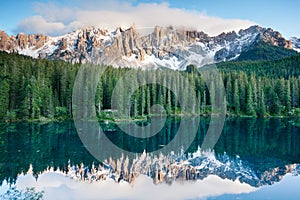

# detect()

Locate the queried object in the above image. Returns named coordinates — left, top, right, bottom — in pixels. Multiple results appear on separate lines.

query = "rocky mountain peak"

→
left=0, top=31, right=15, bottom=52
left=0, top=25, right=298, bottom=69
left=238, top=25, right=263, bottom=35
left=0, top=30, right=49, bottom=52
left=217, top=31, right=238, bottom=41
left=254, top=27, right=291, bottom=48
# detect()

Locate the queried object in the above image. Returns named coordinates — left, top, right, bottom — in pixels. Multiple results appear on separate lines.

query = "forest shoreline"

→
left=1, top=52, right=300, bottom=123
left=1, top=113, right=299, bottom=124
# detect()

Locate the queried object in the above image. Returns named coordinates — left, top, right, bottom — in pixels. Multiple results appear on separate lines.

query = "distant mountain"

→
left=291, top=37, right=300, bottom=52
left=0, top=25, right=299, bottom=70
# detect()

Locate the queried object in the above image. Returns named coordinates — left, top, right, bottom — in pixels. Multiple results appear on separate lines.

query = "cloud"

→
left=15, top=1, right=256, bottom=36
left=10, top=172, right=256, bottom=200
left=16, top=16, right=66, bottom=35
left=32, top=2, right=76, bottom=23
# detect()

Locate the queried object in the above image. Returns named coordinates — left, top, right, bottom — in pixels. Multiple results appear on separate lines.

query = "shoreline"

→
left=1, top=113, right=299, bottom=124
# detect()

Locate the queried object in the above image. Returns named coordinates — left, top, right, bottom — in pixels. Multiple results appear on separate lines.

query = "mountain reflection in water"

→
left=0, top=117, right=299, bottom=190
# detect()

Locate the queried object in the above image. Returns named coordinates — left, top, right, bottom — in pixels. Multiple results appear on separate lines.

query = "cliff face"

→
left=259, top=28, right=293, bottom=49
left=0, top=25, right=297, bottom=69
left=0, top=31, right=49, bottom=52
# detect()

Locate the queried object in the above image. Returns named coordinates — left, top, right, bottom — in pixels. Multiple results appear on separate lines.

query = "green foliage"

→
left=0, top=64, right=9, bottom=118
left=5, top=110, right=17, bottom=121
left=294, top=108, right=300, bottom=116
left=237, top=42, right=298, bottom=61
left=0, top=51, right=300, bottom=121
left=218, top=54, right=300, bottom=78
left=0, top=78, right=9, bottom=118
left=246, top=84, right=256, bottom=116
left=55, top=107, right=69, bottom=118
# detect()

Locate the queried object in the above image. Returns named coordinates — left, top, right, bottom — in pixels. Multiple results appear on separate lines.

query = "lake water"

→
left=0, top=117, right=300, bottom=199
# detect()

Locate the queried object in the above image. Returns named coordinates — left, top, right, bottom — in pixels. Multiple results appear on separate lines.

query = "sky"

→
left=1, top=0, right=299, bottom=38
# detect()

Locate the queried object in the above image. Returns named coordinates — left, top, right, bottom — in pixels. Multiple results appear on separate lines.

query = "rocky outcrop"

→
left=0, top=31, right=15, bottom=52
left=0, top=31, right=49, bottom=52
left=114, top=26, right=145, bottom=60
left=259, top=28, right=293, bottom=49
left=0, top=25, right=298, bottom=69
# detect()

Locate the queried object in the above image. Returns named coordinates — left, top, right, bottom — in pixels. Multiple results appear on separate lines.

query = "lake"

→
left=0, top=117, right=300, bottom=199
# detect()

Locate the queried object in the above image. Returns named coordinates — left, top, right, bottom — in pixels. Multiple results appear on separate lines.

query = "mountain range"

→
left=0, top=25, right=299, bottom=70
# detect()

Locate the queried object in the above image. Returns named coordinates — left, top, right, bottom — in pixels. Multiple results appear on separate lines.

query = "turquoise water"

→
left=0, top=117, right=300, bottom=199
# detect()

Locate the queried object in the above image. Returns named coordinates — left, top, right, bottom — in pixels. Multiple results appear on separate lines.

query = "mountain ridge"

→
left=0, top=25, right=299, bottom=70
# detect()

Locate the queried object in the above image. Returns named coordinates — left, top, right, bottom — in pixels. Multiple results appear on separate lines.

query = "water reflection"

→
left=0, top=172, right=256, bottom=200
left=0, top=117, right=299, bottom=188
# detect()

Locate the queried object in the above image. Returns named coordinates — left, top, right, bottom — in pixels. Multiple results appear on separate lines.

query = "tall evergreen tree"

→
left=233, top=80, right=240, bottom=114
left=95, top=78, right=103, bottom=115
left=225, top=74, right=232, bottom=109
left=0, top=77, right=9, bottom=119
left=258, top=89, right=266, bottom=117
left=285, top=80, right=292, bottom=113
left=246, top=84, right=256, bottom=116
left=146, top=86, right=151, bottom=115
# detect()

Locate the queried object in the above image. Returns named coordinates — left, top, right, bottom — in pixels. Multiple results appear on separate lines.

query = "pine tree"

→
left=134, top=98, right=138, bottom=118
left=270, top=91, right=281, bottom=115
left=95, top=78, right=103, bottom=115
left=276, top=78, right=286, bottom=106
left=285, top=80, right=292, bottom=113
left=257, top=78, right=266, bottom=117
left=258, top=89, right=266, bottom=117
left=188, top=76, right=196, bottom=114
left=198, top=91, right=201, bottom=115
left=181, top=78, right=190, bottom=114
left=166, top=88, right=172, bottom=115
left=150, top=73, right=157, bottom=106
left=138, top=87, right=145, bottom=116
left=114, top=77, right=125, bottom=118
left=250, top=73, right=258, bottom=111
left=238, top=72, right=247, bottom=113
left=233, top=79, right=240, bottom=114
left=291, top=77, right=299, bottom=108
left=202, top=90, right=207, bottom=114
left=246, top=84, right=256, bottom=116
left=225, top=74, right=232, bottom=109
left=0, top=78, right=9, bottom=119
left=209, top=80, right=216, bottom=107
left=173, top=72, right=180, bottom=115
left=146, top=86, right=151, bottom=115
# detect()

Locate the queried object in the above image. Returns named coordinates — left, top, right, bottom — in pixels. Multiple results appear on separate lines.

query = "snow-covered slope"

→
left=291, top=37, right=300, bottom=52
left=0, top=25, right=297, bottom=70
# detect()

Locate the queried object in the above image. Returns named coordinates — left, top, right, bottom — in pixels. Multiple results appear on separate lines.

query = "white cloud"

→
left=15, top=1, right=256, bottom=36
left=1, top=172, right=256, bottom=200
left=16, top=16, right=66, bottom=35
left=32, top=2, right=76, bottom=23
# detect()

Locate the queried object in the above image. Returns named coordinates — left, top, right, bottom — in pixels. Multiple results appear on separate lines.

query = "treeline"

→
left=236, top=42, right=299, bottom=62
left=0, top=51, right=300, bottom=121
left=218, top=55, right=300, bottom=78
left=0, top=52, right=80, bottom=121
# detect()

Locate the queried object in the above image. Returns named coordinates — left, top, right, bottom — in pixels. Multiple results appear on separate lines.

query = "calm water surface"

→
left=0, top=117, right=300, bottom=199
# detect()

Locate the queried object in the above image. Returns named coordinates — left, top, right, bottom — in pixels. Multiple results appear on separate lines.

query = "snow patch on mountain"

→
left=0, top=26, right=297, bottom=70
left=291, top=37, right=300, bottom=52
